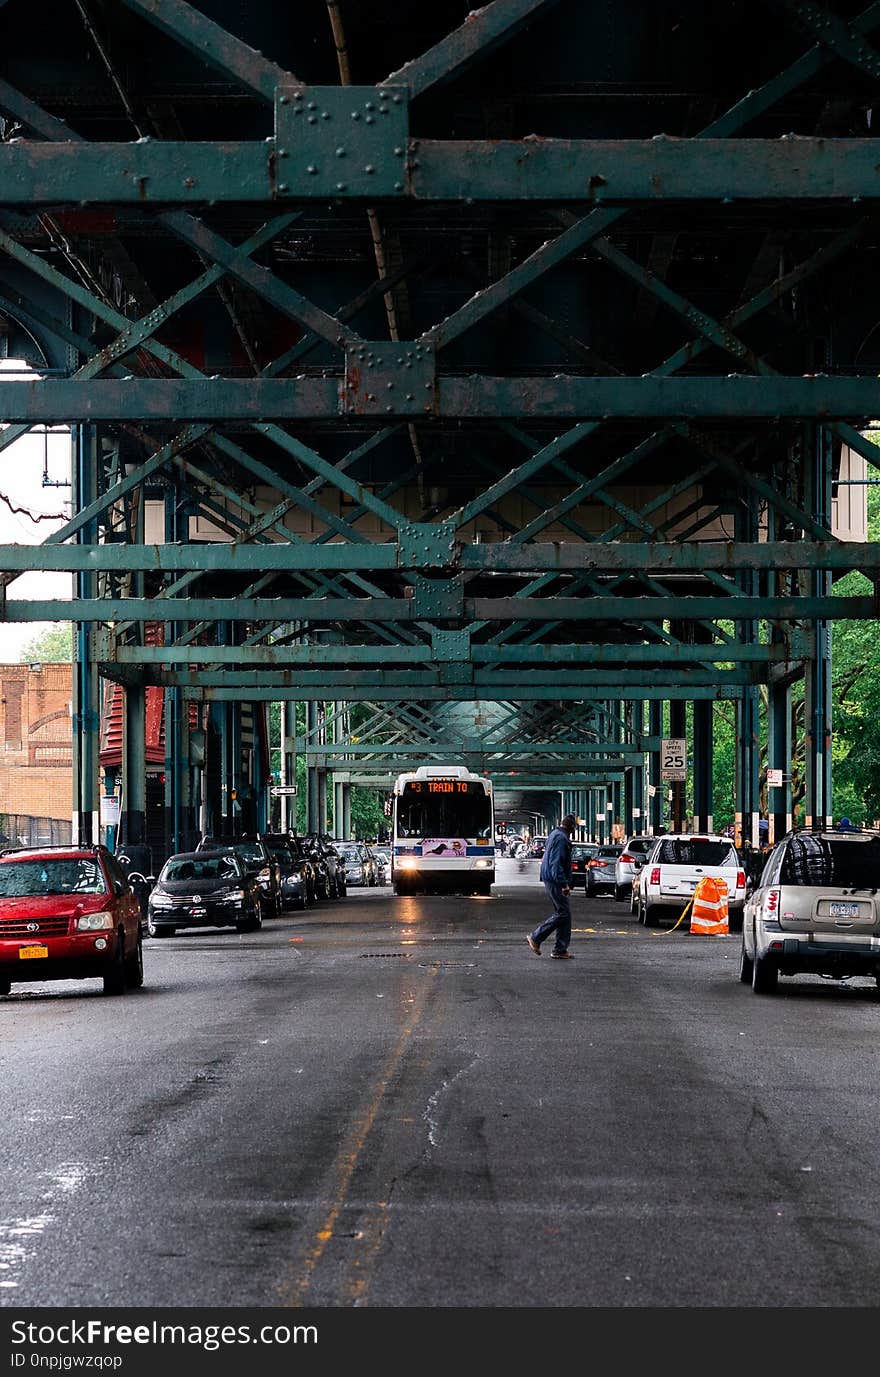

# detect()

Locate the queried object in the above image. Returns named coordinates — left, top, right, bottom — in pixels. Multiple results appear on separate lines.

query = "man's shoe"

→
left=526, top=934, right=541, bottom=955
left=550, top=950, right=574, bottom=959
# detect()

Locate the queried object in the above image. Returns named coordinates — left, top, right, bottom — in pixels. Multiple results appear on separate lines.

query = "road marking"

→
left=278, top=967, right=437, bottom=1307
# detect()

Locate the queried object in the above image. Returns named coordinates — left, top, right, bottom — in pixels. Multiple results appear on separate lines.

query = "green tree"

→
left=20, top=623, right=73, bottom=663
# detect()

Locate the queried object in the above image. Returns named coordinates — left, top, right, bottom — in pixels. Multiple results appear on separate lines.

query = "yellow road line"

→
left=278, top=967, right=436, bottom=1307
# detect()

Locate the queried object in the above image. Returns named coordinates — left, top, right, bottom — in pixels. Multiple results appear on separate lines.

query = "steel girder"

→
left=2, top=0, right=880, bottom=836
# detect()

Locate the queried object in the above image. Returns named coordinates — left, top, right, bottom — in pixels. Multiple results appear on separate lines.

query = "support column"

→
left=306, top=702, right=319, bottom=834
left=122, top=683, right=146, bottom=848
left=669, top=700, right=686, bottom=833
left=767, top=678, right=792, bottom=846
left=692, top=699, right=713, bottom=834
left=342, top=783, right=352, bottom=841
left=648, top=700, right=663, bottom=834
left=280, top=700, right=297, bottom=833
left=804, top=421, right=833, bottom=828
left=735, top=492, right=761, bottom=848
left=71, top=424, right=99, bottom=845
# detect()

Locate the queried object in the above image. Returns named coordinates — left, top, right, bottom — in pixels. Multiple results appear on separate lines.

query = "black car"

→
left=147, top=851, right=262, bottom=937
left=263, top=832, right=317, bottom=909
left=570, top=842, right=599, bottom=890
left=585, top=845, right=623, bottom=897
left=196, top=835, right=281, bottom=918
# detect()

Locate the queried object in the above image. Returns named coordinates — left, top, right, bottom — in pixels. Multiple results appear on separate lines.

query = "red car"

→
left=0, top=845, right=144, bottom=997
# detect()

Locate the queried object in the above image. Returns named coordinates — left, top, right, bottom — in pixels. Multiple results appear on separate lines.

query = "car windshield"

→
left=572, top=845, right=596, bottom=858
left=339, top=847, right=361, bottom=863
left=162, top=855, right=240, bottom=883
left=656, top=839, right=736, bottom=866
left=229, top=843, right=265, bottom=867
left=0, top=857, right=106, bottom=897
left=779, top=834, right=880, bottom=888
left=597, top=848, right=621, bottom=859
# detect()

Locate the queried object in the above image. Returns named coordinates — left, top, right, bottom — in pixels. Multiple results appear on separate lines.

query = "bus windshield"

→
left=396, top=783, right=492, bottom=840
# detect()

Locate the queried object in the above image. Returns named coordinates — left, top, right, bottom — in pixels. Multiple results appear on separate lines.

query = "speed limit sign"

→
left=661, top=737, right=687, bottom=781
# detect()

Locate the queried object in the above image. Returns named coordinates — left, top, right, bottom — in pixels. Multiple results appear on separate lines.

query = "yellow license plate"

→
left=18, top=944, right=49, bottom=960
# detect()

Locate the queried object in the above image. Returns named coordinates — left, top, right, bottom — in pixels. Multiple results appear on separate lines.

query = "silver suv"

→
left=740, top=826, right=880, bottom=994
left=614, top=835, right=654, bottom=904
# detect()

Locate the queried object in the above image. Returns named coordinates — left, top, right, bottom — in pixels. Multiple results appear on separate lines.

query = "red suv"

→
left=0, top=845, right=144, bottom=997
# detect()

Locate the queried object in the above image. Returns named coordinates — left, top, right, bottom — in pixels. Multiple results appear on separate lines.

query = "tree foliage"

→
left=20, top=623, right=73, bottom=663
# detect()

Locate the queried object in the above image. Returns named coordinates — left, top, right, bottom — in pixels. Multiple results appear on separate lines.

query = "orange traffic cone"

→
left=690, top=875, right=729, bottom=935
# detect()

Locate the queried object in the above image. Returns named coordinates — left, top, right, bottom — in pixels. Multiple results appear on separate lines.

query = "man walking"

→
left=526, top=813, right=576, bottom=959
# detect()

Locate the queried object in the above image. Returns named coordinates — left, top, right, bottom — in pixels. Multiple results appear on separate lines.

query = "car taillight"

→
left=736, top=870, right=746, bottom=890
left=765, top=888, right=780, bottom=913
left=588, top=859, right=601, bottom=867
left=620, top=853, right=635, bottom=863
left=650, top=867, right=660, bottom=885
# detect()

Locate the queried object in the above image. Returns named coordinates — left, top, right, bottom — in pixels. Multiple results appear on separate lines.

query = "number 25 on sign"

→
left=661, top=738, right=687, bottom=781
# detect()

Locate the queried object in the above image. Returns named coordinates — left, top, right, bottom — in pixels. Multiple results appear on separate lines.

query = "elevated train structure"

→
left=1, top=0, right=880, bottom=859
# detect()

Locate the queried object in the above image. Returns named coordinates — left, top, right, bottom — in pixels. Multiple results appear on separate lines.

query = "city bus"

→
left=391, top=765, right=495, bottom=895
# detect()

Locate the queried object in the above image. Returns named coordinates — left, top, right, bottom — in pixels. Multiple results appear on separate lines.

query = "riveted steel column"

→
left=122, top=683, right=146, bottom=848
left=342, top=783, right=352, bottom=840
left=767, top=679, right=792, bottom=845
left=804, top=422, right=833, bottom=828
left=280, top=700, right=297, bottom=833
left=163, top=489, right=187, bottom=854
left=630, top=701, right=645, bottom=834
left=735, top=493, right=761, bottom=848
left=306, top=702, right=319, bottom=834
left=692, top=701, right=713, bottom=833
left=71, top=424, right=99, bottom=845
left=669, top=700, right=686, bottom=833
left=121, top=454, right=146, bottom=850
left=648, top=700, right=663, bottom=833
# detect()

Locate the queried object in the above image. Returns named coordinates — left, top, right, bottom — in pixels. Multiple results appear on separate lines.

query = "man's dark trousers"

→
left=531, top=881, right=572, bottom=954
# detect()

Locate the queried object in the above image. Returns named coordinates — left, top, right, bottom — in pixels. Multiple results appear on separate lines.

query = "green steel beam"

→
left=380, top=0, right=563, bottom=99
left=184, top=685, right=744, bottom=702
left=5, top=137, right=880, bottom=203
left=11, top=594, right=869, bottom=623
left=118, top=0, right=299, bottom=101
left=1, top=541, right=875, bottom=575
left=1, top=375, right=876, bottom=420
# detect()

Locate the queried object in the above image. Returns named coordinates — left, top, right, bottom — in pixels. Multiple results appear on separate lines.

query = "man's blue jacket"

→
left=539, top=826, right=572, bottom=886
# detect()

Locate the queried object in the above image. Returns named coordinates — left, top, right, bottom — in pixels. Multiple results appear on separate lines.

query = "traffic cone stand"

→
left=689, top=876, right=729, bottom=936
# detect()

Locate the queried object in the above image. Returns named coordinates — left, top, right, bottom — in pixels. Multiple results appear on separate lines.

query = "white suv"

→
left=636, top=833, right=746, bottom=930
left=740, top=826, right=880, bottom=994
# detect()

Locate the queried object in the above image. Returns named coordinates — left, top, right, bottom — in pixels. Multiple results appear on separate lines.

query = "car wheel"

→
left=296, top=890, right=307, bottom=910
left=237, top=906, right=262, bottom=933
left=103, top=934, right=127, bottom=996
left=125, top=931, right=144, bottom=989
left=751, top=949, right=778, bottom=994
left=0, top=978, right=10, bottom=996
left=614, top=885, right=628, bottom=902
left=629, top=888, right=639, bottom=916
left=643, top=903, right=662, bottom=928
left=306, top=881, right=316, bottom=906
left=738, top=936, right=754, bottom=984
left=147, top=915, right=173, bottom=938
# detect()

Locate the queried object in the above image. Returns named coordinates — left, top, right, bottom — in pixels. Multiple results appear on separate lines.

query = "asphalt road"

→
left=2, top=855, right=880, bottom=1310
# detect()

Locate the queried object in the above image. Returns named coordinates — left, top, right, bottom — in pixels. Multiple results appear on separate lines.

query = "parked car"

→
left=740, top=826, right=880, bottom=994
left=196, top=835, right=281, bottom=918
left=570, top=842, right=599, bottom=890
left=636, top=832, right=746, bottom=929
left=372, top=847, right=391, bottom=884
left=336, top=842, right=377, bottom=887
left=0, top=844, right=144, bottom=996
left=306, top=835, right=347, bottom=899
left=262, top=832, right=316, bottom=909
left=147, top=850, right=261, bottom=937
left=585, top=845, right=623, bottom=896
left=615, top=836, right=655, bottom=902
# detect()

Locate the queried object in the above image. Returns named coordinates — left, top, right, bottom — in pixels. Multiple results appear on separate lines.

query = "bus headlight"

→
left=474, top=858, right=490, bottom=869
left=398, top=856, right=418, bottom=870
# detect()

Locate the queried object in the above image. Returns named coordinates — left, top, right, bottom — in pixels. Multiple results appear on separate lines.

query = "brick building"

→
left=0, top=662, right=73, bottom=830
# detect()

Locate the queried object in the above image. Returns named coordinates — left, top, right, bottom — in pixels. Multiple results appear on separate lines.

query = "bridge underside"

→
left=2, top=0, right=879, bottom=852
